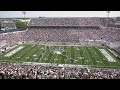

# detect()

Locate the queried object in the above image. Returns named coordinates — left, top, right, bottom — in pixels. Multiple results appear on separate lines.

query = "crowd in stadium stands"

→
left=25, top=27, right=120, bottom=43
left=0, top=18, right=119, bottom=45
left=0, top=31, right=26, bottom=44
left=0, top=62, right=120, bottom=79
left=0, top=17, right=120, bottom=79
left=28, top=18, right=102, bottom=27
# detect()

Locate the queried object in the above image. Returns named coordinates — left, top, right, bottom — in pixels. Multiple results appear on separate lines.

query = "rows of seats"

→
left=0, top=62, right=120, bottom=79
left=0, top=27, right=120, bottom=46
left=25, top=27, right=120, bottom=43
left=28, top=18, right=102, bottom=27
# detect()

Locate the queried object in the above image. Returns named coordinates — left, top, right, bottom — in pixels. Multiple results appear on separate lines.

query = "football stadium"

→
left=0, top=11, right=120, bottom=79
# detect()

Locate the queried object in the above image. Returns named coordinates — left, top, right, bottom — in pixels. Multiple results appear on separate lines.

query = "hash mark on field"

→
left=84, top=47, right=93, bottom=65
left=20, top=45, right=38, bottom=61
left=28, top=45, right=40, bottom=62
left=89, top=47, right=104, bottom=67
left=92, top=47, right=106, bottom=67
left=76, top=47, right=82, bottom=65
left=10, top=45, right=31, bottom=61
left=87, top=47, right=97, bottom=66
left=49, top=53, right=55, bottom=64
left=78, top=47, right=84, bottom=65
left=86, top=47, right=95, bottom=66
left=36, top=46, right=45, bottom=62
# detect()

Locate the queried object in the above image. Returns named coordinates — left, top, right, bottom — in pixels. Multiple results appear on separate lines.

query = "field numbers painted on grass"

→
left=99, top=49, right=116, bottom=62
left=5, top=46, right=24, bottom=57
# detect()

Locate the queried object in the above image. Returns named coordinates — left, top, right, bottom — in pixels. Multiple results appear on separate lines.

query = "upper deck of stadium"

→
left=28, top=17, right=102, bottom=27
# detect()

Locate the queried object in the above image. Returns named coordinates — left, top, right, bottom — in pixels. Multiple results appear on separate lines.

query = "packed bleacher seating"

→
left=0, top=31, right=26, bottom=44
left=0, top=62, right=120, bottom=79
left=24, top=27, right=120, bottom=43
left=28, top=18, right=102, bottom=27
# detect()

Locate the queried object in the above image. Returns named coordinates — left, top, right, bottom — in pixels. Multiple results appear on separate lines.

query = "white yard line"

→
left=92, top=48, right=106, bottom=67
left=54, top=54, right=58, bottom=64
left=45, top=47, right=52, bottom=63
left=39, top=46, right=46, bottom=62
left=58, top=47, right=62, bottom=64
left=89, top=47, right=103, bottom=66
left=74, top=47, right=79, bottom=65
left=78, top=47, right=82, bottom=65
left=49, top=53, right=55, bottom=63
left=65, top=47, right=70, bottom=63
left=61, top=47, right=69, bottom=64
left=87, top=47, right=94, bottom=66
left=63, top=47, right=68, bottom=64
left=66, top=47, right=70, bottom=58
left=5, top=46, right=24, bottom=57
left=85, top=47, right=93, bottom=66
left=99, top=49, right=116, bottom=62
left=37, top=46, right=42, bottom=61
left=80, top=47, right=87, bottom=65
left=74, top=47, right=78, bottom=65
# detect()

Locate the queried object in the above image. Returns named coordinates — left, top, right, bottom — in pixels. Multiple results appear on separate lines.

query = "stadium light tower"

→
left=22, top=11, right=27, bottom=29
left=106, top=11, right=111, bottom=28
left=22, top=11, right=26, bottom=19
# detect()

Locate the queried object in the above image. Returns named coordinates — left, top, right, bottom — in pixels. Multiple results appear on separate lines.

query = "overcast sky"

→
left=0, top=11, right=120, bottom=18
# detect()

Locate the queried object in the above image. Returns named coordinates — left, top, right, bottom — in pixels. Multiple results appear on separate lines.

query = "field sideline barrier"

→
left=0, top=60, right=120, bottom=69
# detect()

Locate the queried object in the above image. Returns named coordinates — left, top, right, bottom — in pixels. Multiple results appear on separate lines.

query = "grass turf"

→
left=0, top=44, right=120, bottom=68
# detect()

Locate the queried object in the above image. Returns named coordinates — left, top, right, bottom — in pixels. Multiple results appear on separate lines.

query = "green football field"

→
left=0, top=44, right=120, bottom=68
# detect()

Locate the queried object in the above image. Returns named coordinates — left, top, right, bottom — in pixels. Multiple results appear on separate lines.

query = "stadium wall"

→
left=102, top=42, right=120, bottom=58
left=28, top=26, right=101, bottom=29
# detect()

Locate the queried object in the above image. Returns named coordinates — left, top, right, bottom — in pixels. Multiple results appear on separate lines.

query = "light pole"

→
left=22, top=11, right=26, bottom=19
left=22, top=11, right=27, bottom=29
left=106, top=11, right=111, bottom=29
